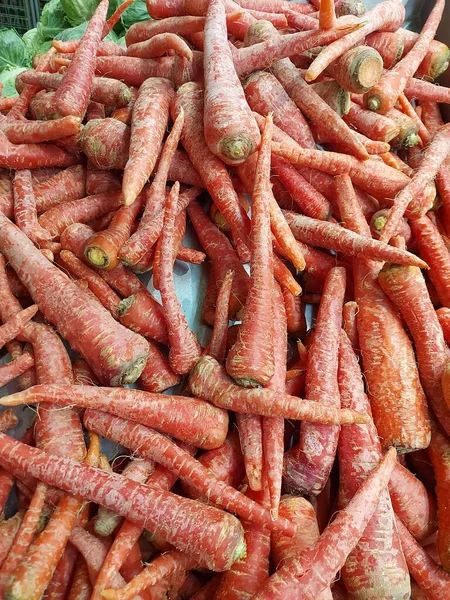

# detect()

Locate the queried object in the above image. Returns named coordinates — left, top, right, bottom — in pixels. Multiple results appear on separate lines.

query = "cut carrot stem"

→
left=326, top=45, right=384, bottom=94
left=227, top=114, right=275, bottom=387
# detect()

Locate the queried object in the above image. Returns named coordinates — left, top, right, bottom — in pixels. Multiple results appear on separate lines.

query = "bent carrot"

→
left=53, top=0, right=108, bottom=118
left=122, top=78, right=174, bottom=206
left=127, top=33, right=193, bottom=60
left=13, top=170, right=52, bottom=245
left=227, top=115, right=274, bottom=387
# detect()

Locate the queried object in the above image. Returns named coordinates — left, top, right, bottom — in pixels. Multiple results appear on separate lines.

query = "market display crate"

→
left=0, top=0, right=40, bottom=34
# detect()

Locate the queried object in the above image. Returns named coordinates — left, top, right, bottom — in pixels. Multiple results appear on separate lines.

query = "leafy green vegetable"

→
left=0, top=67, right=27, bottom=97
left=120, top=0, right=149, bottom=31
left=22, top=29, right=52, bottom=58
left=37, top=0, right=70, bottom=41
left=55, top=21, right=119, bottom=42
left=60, top=0, right=101, bottom=26
left=0, top=29, right=31, bottom=72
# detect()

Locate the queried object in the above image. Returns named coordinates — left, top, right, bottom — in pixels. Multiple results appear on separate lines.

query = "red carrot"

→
left=68, top=559, right=91, bottom=600
left=158, top=183, right=202, bottom=374
left=0, top=512, right=23, bottom=569
left=0, top=213, right=149, bottom=385
left=187, top=199, right=249, bottom=320
left=0, top=133, right=78, bottom=170
left=235, top=413, right=263, bottom=491
left=52, top=39, right=125, bottom=56
left=126, top=16, right=207, bottom=44
left=33, top=165, right=86, bottom=214
left=53, top=0, right=108, bottom=118
left=254, top=447, right=398, bottom=599
left=118, top=290, right=168, bottom=345
left=344, top=101, right=400, bottom=142
left=271, top=496, right=332, bottom=599
left=365, top=31, right=405, bottom=69
left=208, top=270, right=234, bottom=363
left=398, top=27, right=450, bottom=80
left=437, top=307, right=450, bottom=344
left=305, top=0, right=406, bottom=81
left=1, top=116, right=81, bottom=146
left=396, top=516, right=450, bottom=600
left=83, top=409, right=294, bottom=536
left=190, top=355, right=368, bottom=425
left=203, top=0, right=260, bottom=165
left=79, top=119, right=130, bottom=170
left=119, top=110, right=186, bottom=268
left=319, top=0, right=336, bottom=29
left=364, top=0, right=445, bottom=114
left=13, top=170, right=52, bottom=245
left=428, top=420, right=450, bottom=570
left=123, top=78, right=174, bottom=206
left=283, top=267, right=345, bottom=496
left=227, top=114, right=274, bottom=387
left=0, top=410, right=18, bottom=433
left=137, top=341, right=181, bottom=393
left=127, top=33, right=193, bottom=60
left=0, top=305, right=38, bottom=351
left=283, top=211, right=426, bottom=268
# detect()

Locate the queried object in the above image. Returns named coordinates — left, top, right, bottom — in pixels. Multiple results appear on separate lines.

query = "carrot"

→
left=371, top=209, right=412, bottom=247
left=119, top=110, right=186, bottom=268
left=0, top=133, right=78, bottom=170
left=176, top=246, right=206, bottom=265
left=254, top=447, right=398, bottom=599
left=157, top=183, right=202, bottom=374
left=13, top=170, right=52, bottom=245
left=79, top=119, right=130, bottom=171
left=52, top=0, right=108, bottom=118
left=271, top=138, right=410, bottom=201
left=271, top=496, right=332, bottom=599
left=0, top=434, right=244, bottom=568
left=207, top=270, right=234, bottom=363
left=1, top=382, right=228, bottom=450
left=305, top=0, right=406, bottom=81
left=243, top=71, right=314, bottom=150
left=0, top=116, right=81, bottom=146
left=92, top=464, right=182, bottom=600
left=127, top=16, right=206, bottom=44
left=0, top=410, right=18, bottom=433
left=187, top=199, right=249, bottom=320
left=283, top=211, right=426, bottom=268
left=227, top=115, right=274, bottom=387
left=203, top=0, right=259, bottom=165
left=83, top=409, right=294, bottom=537
left=68, top=559, right=91, bottom=600
left=122, top=78, right=174, bottom=206
left=396, top=516, right=450, bottom=600
left=337, top=330, right=410, bottom=598
left=397, top=28, right=450, bottom=80
left=437, top=307, right=450, bottom=344
left=343, top=101, right=400, bottom=143
left=33, top=165, right=86, bottom=214
left=190, top=355, right=368, bottom=425
left=127, top=33, right=193, bottom=60
left=283, top=267, right=345, bottom=496
left=52, top=39, right=125, bottom=56
left=0, top=305, right=38, bottom=351
left=0, top=512, right=24, bottom=568
left=174, top=84, right=251, bottom=259
left=365, top=31, right=405, bottom=69
left=235, top=0, right=315, bottom=12
left=385, top=107, right=420, bottom=148
left=117, top=290, right=168, bottom=345
left=319, top=0, right=337, bottom=29
left=191, top=575, right=222, bottom=600
left=364, top=0, right=444, bottom=114
left=235, top=413, right=263, bottom=491
left=83, top=194, right=145, bottom=271
left=137, top=342, right=181, bottom=393
left=0, top=214, right=149, bottom=385
left=17, top=70, right=132, bottom=108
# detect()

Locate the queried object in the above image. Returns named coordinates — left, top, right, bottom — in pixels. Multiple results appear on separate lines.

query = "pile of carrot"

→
left=2, top=0, right=450, bottom=596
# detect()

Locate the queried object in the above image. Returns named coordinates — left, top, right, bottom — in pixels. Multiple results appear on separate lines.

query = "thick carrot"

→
left=137, top=342, right=181, bottom=393
left=343, top=101, right=400, bottom=143
left=227, top=115, right=274, bottom=387
left=1, top=116, right=81, bottom=146
left=283, top=211, right=426, bottom=268
left=326, top=45, right=384, bottom=94
left=79, top=119, right=130, bottom=170
left=117, top=290, right=168, bottom=345
left=187, top=199, right=249, bottom=320
left=305, top=0, right=406, bottom=81
left=283, top=267, right=345, bottom=496
left=83, top=408, right=293, bottom=537
left=396, top=516, right=450, bottom=600
left=0, top=431, right=246, bottom=572
left=254, top=447, right=398, bottom=599
left=122, top=78, right=174, bottom=206
left=364, top=0, right=444, bottom=114
left=173, top=83, right=250, bottom=259
left=398, top=28, right=450, bottom=80
left=0, top=133, right=78, bottom=170
left=17, top=70, right=132, bottom=108
left=33, top=165, right=86, bottom=214
left=319, top=0, right=336, bottom=29
left=158, top=183, right=201, bottom=374
left=365, top=31, right=405, bottom=69
left=271, top=138, right=410, bottom=201
left=0, top=213, right=149, bottom=385
left=271, top=496, right=332, bottom=599
left=13, top=170, right=52, bottom=245
left=52, top=0, right=108, bottom=118
left=0, top=512, right=24, bottom=568
left=337, top=330, right=410, bottom=598
left=119, top=110, right=185, bottom=268
left=1, top=382, right=228, bottom=450
left=190, top=355, right=368, bottom=424
left=203, top=0, right=259, bottom=165
left=0, top=306, right=38, bottom=351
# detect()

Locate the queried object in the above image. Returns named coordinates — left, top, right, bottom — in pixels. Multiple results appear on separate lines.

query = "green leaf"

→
left=60, top=0, right=101, bottom=26
left=22, top=29, right=52, bottom=59
left=37, top=0, right=71, bottom=41
left=0, top=29, right=31, bottom=72
left=120, top=0, right=150, bottom=31
left=0, top=66, right=27, bottom=97
left=55, top=21, right=119, bottom=42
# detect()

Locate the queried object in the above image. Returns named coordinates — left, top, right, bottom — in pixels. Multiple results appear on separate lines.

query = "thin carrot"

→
left=0, top=512, right=24, bottom=569
left=398, top=28, right=450, bottom=80
left=83, top=409, right=294, bottom=537
left=304, top=0, right=406, bottom=81
left=337, top=330, right=410, bottom=598
left=119, top=110, right=186, bottom=268
left=173, top=83, right=251, bottom=260
left=126, top=16, right=207, bottom=44
left=319, top=0, right=337, bottom=29
left=283, top=211, right=426, bottom=268
left=68, top=558, right=91, bottom=600
left=208, top=270, right=234, bottom=363
left=344, top=101, right=400, bottom=142
left=122, top=78, right=175, bottom=206
left=103, top=0, right=135, bottom=36
left=1, top=116, right=82, bottom=146
left=254, top=448, right=398, bottom=599
left=0, top=306, right=38, bottom=350
left=364, top=0, right=445, bottom=114
left=127, top=33, right=193, bottom=60
left=0, top=133, right=78, bottom=170
left=33, top=165, right=86, bottom=214
left=342, top=301, right=359, bottom=351
left=396, top=516, right=450, bottom=600
left=227, top=114, right=275, bottom=387
left=283, top=267, right=345, bottom=496
left=190, top=355, right=368, bottom=425
left=53, top=0, right=108, bottom=118
left=52, top=39, right=125, bottom=56
left=158, top=182, right=202, bottom=374
left=236, top=413, right=263, bottom=491
left=13, top=170, right=52, bottom=245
